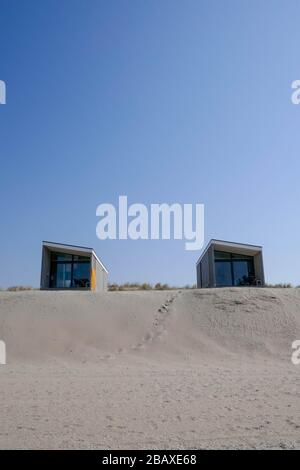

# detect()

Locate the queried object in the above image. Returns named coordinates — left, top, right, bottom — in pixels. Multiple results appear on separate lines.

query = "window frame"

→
left=49, top=252, right=91, bottom=288
left=214, top=251, right=255, bottom=287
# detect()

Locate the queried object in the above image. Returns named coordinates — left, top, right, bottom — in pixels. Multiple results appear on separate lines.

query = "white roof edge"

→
left=43, top=241, right=93, bottom=253
left=196, top=240, right=213, bottom=266
left=92, top=251, right=108, bottom=274
left=196, top=239, right=263, bottom=266
left=42, top=241, right=108, bottom=274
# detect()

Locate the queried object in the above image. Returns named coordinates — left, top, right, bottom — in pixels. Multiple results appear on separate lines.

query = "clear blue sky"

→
left=0, top=0, right=300, bottom=287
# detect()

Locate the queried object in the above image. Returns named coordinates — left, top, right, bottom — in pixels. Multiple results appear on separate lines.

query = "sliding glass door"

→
left=215, top=260, right=232, bottom=286
left=215, top=251, right=255, bottom=287
left=55, top=262, right=72, bottom=288
left=232, top=260, right=253, bottom=286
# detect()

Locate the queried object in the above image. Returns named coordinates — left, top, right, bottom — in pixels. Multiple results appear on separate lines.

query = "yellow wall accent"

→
left=91, top=267, right=96, bottom=291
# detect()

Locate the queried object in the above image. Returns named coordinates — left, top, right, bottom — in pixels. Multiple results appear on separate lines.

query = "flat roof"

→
left=196, top=239, right=263, bottom=266
left=42, top=241, right=108, bottom=273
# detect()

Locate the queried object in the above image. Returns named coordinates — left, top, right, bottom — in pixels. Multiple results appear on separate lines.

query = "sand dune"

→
left=0, top=288, right=299, bottom=449
left=1, top=288, right=299, bottom=362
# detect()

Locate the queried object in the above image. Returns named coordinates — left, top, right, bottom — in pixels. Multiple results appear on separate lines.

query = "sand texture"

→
left=0, top=288, right=299, bottom=449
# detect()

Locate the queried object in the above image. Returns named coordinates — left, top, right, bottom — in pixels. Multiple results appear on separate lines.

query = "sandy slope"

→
left=0, top=288, right=299, bottom=449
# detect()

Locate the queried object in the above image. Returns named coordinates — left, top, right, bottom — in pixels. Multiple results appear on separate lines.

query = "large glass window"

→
left=233, top=261, right=253, bottom=286
left=50, top=252, right=91, bottom=288
left=214, top=251, right=231, bottom=260
left=215, top=261, right=233, bottom=286
left=51, top=253, right=73, bottom=262
left=215, top=251, right=255, bottom=287
left=73, top=263, right=91, bottom=288
left=55, top=263, right=72, bottom=288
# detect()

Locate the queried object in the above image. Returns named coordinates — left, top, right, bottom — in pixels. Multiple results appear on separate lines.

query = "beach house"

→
left=196, top=239, right=265, bottom=288
left=40, top=241, right=108, bottom=291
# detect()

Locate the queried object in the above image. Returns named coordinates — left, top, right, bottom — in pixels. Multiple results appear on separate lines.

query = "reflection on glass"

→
left=215, top=261, right=232, bottom=286
left=233, top=261, right=251, bottom=286
left=231, top=253, right=252, bottom=260
left=49, top=252, right=91, bottom=288
left=51, top=252, right=73, bottom=261
left=214, top=251, right=231, bottom=260
left=73, top=263, right=90, bottom=288
left=56, top=263, right=72, bottom=288
left=73, top=255, right=90, bottom=262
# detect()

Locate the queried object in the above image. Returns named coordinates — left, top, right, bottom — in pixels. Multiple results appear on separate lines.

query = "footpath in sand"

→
left=0, top=288, right=299, bottom=449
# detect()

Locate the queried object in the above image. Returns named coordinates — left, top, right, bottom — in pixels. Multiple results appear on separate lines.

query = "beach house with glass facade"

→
left=40, top=241, right=108, bottom=291
left=196, top=240, right=265, bottom=288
